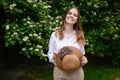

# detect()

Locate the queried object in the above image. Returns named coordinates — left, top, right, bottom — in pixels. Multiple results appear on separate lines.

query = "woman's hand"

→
left=81, top=56, right=88, bottom=66
left=53, top=49, right=60, bottom=59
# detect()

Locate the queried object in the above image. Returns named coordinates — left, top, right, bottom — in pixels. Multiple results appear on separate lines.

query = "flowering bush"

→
left=3, top=0, right=62, bottom=60
left=2, top=0, right=120, bottom=64
left=49, top=0, right=120, bottom=65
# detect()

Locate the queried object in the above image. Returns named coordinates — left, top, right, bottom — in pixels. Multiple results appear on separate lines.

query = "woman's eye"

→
left=74, top=14, right=78, bottom=17
left=67, top=12, right=78, bottom=17
left=67, top=12, right=72, bottom=15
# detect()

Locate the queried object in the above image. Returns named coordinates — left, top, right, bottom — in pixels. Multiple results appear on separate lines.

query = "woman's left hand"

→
left=81, top=56, right=88, bottom=66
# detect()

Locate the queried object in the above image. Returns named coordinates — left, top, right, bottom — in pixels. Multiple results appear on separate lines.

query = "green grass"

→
left=18, top=64, right=120, bottom=80
left=84, top=63, right=120, bottom=80
left=84, top=56, right=120, bottom=80
left=17, top=60, right=120, bottom=80
left=18, top=63, right=54, bottom=80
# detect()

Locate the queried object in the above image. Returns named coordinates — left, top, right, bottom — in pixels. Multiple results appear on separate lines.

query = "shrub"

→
left=2, top=0, right=120, bottom=65
left=3, top=0, right=56, bottom=60
left=49, top=0, right=120, bottom=65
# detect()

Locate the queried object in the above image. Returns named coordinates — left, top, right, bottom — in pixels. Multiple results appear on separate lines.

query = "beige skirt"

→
left=53, top=66, right=84, bottom=80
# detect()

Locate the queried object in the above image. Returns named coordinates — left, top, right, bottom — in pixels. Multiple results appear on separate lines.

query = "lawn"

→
left=84, top=62, right=120, bottom=80
left=0, top=55, right=120, bottom=80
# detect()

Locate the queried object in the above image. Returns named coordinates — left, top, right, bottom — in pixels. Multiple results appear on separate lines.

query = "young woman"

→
left=47, top=7, right=88, bottom=80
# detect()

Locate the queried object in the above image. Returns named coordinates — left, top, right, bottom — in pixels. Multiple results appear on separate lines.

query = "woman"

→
left=47, top=7, right=88, bottom=80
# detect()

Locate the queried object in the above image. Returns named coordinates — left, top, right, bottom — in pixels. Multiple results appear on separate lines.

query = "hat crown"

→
left=55, top=46, right=83, bottom=73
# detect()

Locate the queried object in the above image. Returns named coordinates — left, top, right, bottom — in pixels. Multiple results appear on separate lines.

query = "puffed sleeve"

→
left=47, top=32, right=56, bottom=64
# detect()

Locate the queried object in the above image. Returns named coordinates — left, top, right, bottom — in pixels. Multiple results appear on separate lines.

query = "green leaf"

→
left=5, top=42, right=9, bottom=47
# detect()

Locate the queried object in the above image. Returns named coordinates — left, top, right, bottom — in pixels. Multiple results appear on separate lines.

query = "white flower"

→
left=9, top=3, right=16, bottom=9
left=87, top=2, right=92, bottom=6
left=34, top=0, right=38, bottom=2
left=13, top=32, right=18, bottom=35
left=94, top=4, right=99, bottom=8
left=33, top=4, right=37, bottom=7
left=93, top=12, right=96, bottom=15
left=17, top=29, right=19, bottom=31
left=23, top=18, right=26, bottom=21
left=13, top=27, right=16, bottom=29
left=5, top=25, right=9, bottom=30
left=30, top=25, right=33, bottom=28
left=11, top=34, right=14, bottom=37
left=41, top=20, right=46, bottom=23
left=53, top=22, right=56, bottom=25
left=29, top=47, right=33, bottom=50
left=21, top=32, right=24, bottom=35
left=105, top=16, right=110, bottom=21
left=55, top=20, right=59, bottom=23
left=48, top=5, right=51, bottom=8
left=113, top=34, right=119, bottom=39
left=33, top=33, right=38, bottom=36
left=43, top=5, right=51, bottom=9
left=22, top=47, right=26, bottom=51
left=37, top=36, right=41, bottom=39
left=27, top=0, right=32, bottom=3
left=49, top=27, right=52, bottom=30
left=47, top=15, right=51, bottom=18
left=115, top=27, right=119, bottom=30
left=43, top=6, right=48, bottom=8
left=27, top=17, right=31, bottom=20
left=114, top=23, right=117, bottom=26
left=79, top=3, right=82, bottom=6
left=41, top=53, right=47, bottom=57
left=50, top=22, right=52, bottom=25
left=27, top=21, right=31, bottom=24
left=38, top=33, right=41, bottom=35
left=56, top=16, right=62, bottom=19
left=86, top=39, right=89, bottom=45
left=35, top=48, right=39, bottom=51
left=114, top=34, right=119, bottom=38
left=29, top=34, right=32, bottom=36
left=23, top=36, right=29, bottom=41
left=37, top=45, right=42, bottom=48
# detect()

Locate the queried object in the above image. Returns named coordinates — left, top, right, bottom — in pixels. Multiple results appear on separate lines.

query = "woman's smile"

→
left=65, top=8, right=78, bottom=25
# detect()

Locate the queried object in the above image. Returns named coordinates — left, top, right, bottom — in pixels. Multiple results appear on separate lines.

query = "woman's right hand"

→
left=53, top=49, right=60, bottom=59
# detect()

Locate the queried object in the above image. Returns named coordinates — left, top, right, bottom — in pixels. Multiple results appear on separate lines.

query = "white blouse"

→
left=47, top=31, right=85, bottom=64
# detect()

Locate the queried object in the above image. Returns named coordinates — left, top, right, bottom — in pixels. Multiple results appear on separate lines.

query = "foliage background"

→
left=0, top=0, right=120, bottom=65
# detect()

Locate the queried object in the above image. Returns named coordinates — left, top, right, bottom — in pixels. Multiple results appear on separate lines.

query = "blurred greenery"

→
left=0, top=0, right=120, bottom=65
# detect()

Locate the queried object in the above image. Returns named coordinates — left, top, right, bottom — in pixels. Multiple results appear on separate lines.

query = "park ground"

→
left=0, top=46, right=120, bottom=80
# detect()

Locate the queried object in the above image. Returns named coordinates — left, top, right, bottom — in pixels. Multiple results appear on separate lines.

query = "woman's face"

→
left=65, top=8, right=78, bottom=25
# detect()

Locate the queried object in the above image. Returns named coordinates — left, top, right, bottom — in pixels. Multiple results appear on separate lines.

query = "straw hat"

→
left=55, top=46, right=83, bottom=73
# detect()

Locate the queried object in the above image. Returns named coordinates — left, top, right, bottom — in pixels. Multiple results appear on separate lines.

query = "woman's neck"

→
left=64, top=24, right=74, bottom=34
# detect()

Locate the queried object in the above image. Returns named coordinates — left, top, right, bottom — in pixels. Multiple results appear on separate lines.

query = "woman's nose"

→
left=70, top=14, right=74, bottom=17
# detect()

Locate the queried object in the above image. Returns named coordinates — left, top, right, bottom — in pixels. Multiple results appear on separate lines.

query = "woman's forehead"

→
left=68, top=8, right=78, bottom=14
